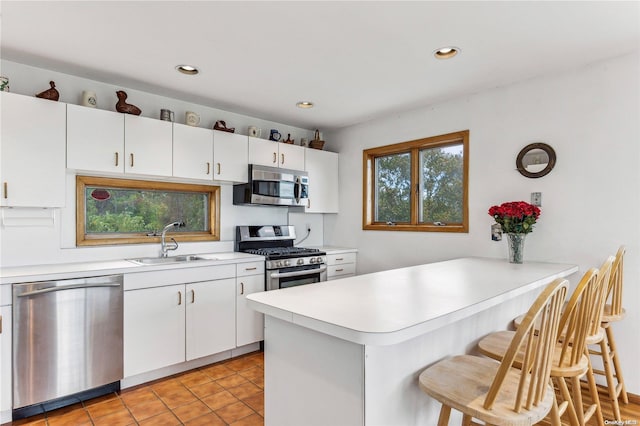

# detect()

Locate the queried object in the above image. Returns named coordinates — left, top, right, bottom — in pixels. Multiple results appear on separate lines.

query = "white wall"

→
left=325, top=52, right=640, bottom=393
left=0, top=60, right=319, bottom=266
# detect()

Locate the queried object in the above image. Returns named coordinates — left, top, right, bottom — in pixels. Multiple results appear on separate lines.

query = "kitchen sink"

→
left=127, top=255, right=213, bottom=265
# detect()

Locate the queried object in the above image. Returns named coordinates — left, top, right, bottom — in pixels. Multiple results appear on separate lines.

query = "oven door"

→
left=267, top=264, right=327, bottom=291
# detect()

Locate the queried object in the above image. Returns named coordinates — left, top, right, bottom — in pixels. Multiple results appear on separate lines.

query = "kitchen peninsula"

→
left=247, top=257, right=578, bottom=426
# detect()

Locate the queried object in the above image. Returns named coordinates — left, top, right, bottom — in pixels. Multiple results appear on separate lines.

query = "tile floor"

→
left=9, top=351, right=264, bottom=426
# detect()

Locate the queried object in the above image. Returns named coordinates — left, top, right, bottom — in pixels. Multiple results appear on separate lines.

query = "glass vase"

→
left=506, top=233, right=526, bottom=264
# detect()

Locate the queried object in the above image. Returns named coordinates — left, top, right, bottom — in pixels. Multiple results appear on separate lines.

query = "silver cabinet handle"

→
left=115, top=152, right=119, bottom=167
left=3, top=182, right=7, bottom=199
left=335, top=268, right=344, bottom=272
left=281, top=153, right=285, bottom=164
left=217, top=163, right=221, bottom=175
left=130, top=153, right=134, bottom=167
left=245, top=267, right=257, bottom=271
left=178, top=291, right=182, bottom=305
left=273, top=152, right=277, bottom=163
left=191, top=289, right=195, bottom=303
left=336, top=258, right=344, bottom=261
left=17, top=282, right=121, bottom=297
left=206, top=162, right=211, bottom=175
left=270, top=266, right=327, bottom=279
left=240, top=282, right=244, bottom=295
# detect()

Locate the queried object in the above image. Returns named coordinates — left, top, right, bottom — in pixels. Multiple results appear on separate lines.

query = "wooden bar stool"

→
left=478, top=257, right=614, bottom=426
left=419, top=279, right=567, bottom=426
left=588, top=246, right=628, bottom=421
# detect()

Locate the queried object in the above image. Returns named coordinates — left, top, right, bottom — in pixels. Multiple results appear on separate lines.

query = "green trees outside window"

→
left=363, top=130, right=468, bottom=233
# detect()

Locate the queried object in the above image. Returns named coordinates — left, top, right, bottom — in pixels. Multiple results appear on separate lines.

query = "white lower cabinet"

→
left=124, top=284, right=186, bottom=377
left=327, top=252, right=358, bottom=280
left=236, top=273, right=265, bottom=347
left=123, top=262, right=262, bottom=379
left=185, top=279, right=236, bottom=361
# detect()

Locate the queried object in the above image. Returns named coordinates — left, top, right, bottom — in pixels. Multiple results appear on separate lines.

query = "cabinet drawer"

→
left=125, top=264, right=235, bottom=290
left=327, top=252, right=357, bottom=266
left=327, top=263, right=356, bottom=278
left=236, top=261, right=265, bottom=277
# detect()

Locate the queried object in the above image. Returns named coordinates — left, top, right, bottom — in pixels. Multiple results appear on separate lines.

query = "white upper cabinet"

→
left=279, top=142, right=305, bottom=171
left=67, top=104, right=125, bottom=173
left=305, top=148, right=339, bottom=213
left=0, top=92, right=66, bottom=207
left=173, top=123, right=214, bottom=181
left=248, top=137, right=305, bottom=171
left=213, top=130, right=249, bottom=183
left=124, top=115, right=173, bottom=176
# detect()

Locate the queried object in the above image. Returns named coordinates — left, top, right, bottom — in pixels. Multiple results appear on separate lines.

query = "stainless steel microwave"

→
left=233, top=164, right=309, bottom=207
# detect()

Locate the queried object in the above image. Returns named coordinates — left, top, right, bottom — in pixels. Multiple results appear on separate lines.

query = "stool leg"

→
left=557, top=377, right=580, bottom=426
left=599, top=335, right=622, bottom=421
left=605, top=325, right=628, bottom=404
left=585, top=349, right=605, bottom=426
left=437, top=405, right=451, bottom=426
left=461, top=414, right=473, bottom=426
left=549, top=383, right=568, bottom=426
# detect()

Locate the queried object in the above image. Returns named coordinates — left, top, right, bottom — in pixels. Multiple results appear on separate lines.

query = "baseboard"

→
left=628, top=392, right=640, bottom=405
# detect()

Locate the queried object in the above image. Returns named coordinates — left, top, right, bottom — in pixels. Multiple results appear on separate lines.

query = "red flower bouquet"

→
left=488, top=201, right=541, bottom=234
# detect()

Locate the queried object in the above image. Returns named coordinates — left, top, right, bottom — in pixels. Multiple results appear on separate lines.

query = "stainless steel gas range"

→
left=235, top=225, right=327, bottom=291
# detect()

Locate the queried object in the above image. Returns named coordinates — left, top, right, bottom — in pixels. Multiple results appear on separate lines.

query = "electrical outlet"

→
left=531, top=192, right=542, bottom=206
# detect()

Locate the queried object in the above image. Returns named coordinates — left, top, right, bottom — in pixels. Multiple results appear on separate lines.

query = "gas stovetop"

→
left=243, top=246, right=323, bottom=260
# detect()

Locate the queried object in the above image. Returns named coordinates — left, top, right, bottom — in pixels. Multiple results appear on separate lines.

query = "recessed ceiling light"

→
left=296, top=101, right=314, bottom=109
left=176, top=65, right=199, bottom=75
left=433, top=47, right=460, bottom=60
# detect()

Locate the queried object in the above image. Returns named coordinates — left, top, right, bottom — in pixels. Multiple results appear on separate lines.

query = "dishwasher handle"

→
left=17, top=282, right=121, bottom=297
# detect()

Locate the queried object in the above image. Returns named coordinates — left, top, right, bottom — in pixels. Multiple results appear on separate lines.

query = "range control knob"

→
left=316, top=256, right=324, bottom=263
left=284, top=260, right=291, bottom=267
left=276, top=261, right=282, bottom=268
left=309, top=257, right=316, bottom=264
left=297, top=258, right=304, bottom=265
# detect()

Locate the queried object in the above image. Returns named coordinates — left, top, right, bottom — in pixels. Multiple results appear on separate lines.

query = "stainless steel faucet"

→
left=160, top=221, right=184, bottom=257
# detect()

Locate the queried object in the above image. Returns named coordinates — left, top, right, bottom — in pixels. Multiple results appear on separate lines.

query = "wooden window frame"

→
left=362, top=130, right=469, bottom=233
left=76, top=176, right=221, bottom=246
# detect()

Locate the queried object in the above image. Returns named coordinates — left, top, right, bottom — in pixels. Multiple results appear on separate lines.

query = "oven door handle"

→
left=270, top=265, right=327, bottom=279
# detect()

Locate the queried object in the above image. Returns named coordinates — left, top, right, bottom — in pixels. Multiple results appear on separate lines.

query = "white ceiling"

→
left=1, top=1, right=639, bottom=130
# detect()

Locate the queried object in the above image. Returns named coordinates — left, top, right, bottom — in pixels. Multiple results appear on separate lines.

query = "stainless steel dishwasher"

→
left=13, top=274, right=123, bottom=411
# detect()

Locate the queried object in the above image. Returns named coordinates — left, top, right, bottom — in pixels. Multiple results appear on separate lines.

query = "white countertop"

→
left=304, top=246, right=358, bottom=254
left=0, top=252, right=263, bottom=285
left=247, top=257, right=578, bottom=346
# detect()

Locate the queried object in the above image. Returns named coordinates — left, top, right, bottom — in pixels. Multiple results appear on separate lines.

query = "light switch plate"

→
left=531, top=192, right=542, bottom=206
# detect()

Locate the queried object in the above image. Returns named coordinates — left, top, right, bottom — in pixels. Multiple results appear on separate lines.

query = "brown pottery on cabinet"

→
left=35, top=81, right=60, bottom=101
left=115, top=90, right=142, bottom=115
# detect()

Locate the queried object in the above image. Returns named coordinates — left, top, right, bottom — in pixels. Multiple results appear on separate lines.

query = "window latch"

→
left=433, top=221, right=446, bottom=226
left=147, top=231, right=160, bottom=237
left=386, top=221, right=396, bottom=226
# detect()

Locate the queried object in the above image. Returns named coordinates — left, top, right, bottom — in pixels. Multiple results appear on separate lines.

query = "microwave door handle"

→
left=270, top=265, right=327, bottom=279
left=295, top=177, right=302, bottom=204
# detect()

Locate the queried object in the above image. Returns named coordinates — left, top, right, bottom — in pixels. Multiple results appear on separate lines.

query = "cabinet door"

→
left=124, top=285, right=185, bottom=377
left=248, top=137, right=279, bottom=167
left=236, top=274, right=265, bottom=347
left=279, top=143, right=305, bottom=171
left=124, top=115, right=173, bottom=176
left=0, top=92, right=66, bottom=207
left=185, top=278, right=236, bottom=361
left=67, top=104, right=125, bottom=173
left=0, top=306, right=11, bottom=420
left=173, top=123, right=214, bottom=180
left=213, top=131, right=249, bottom=182
left=305, top=149, right=339, bottom=213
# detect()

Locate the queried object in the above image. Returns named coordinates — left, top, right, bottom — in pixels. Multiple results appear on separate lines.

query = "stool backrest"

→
left=556, top=267, right=599, bottom=367
left=484, top=278, right=567, bottom=412
left=590, top=256, right=614, bottom=336
left=606, top=246, right=626, bottom=317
